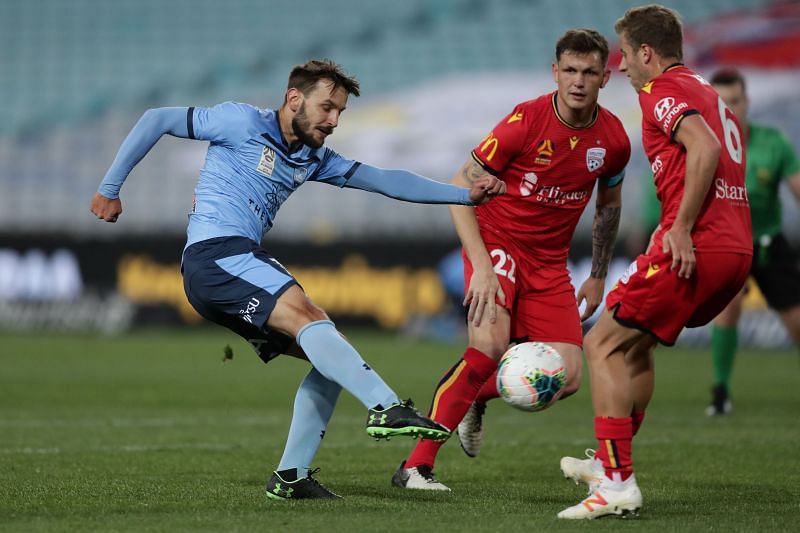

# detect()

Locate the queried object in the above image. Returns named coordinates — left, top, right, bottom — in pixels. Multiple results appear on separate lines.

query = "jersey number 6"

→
left=718, top=96, right=743, bottom=165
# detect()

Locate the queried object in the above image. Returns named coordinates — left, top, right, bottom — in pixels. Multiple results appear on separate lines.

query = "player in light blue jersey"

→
left=91, top=59, right=505, bottom=500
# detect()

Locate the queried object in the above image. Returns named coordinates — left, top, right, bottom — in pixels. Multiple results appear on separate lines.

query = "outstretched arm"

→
left=91, top=107, right=191, bottom=223
left=576, top=180, right=622, bottom=321
left=344, top=164, right=504, bottom=206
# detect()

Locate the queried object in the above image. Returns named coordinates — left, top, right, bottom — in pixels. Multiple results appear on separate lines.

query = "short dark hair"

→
left=615, top=4, right=683, bottom=61
left=287, top=59, right=361, bottom=98
left=556, top=28, right=610, bottom=65
left=710, top=68, right=747, bottom=93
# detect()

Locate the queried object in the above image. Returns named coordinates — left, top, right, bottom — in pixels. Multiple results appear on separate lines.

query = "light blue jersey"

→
left=186, top=102, right=359, bottom=246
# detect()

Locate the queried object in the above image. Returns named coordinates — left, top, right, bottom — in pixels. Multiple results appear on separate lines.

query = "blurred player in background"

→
left=90, top=59, right=505, bottom=500
left=705, top=68, right=800, bottom=416
left=558, top=5, right=752, bottom=519
left=391, top=29, right=631, bottom=491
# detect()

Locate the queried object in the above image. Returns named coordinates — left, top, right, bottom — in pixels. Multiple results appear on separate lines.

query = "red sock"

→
left=475, top=370, right=499, bottom=404
left=632, top=411, right=646, bottom=436
left=593, top=416, right=634, bottom=481
left=406, top=347, right=497, bottom=469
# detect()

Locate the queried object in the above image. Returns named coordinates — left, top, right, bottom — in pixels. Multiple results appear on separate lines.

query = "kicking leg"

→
left=269, top=285, right=448, bottom=440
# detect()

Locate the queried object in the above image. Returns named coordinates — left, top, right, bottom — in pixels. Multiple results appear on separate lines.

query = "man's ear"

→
left=286, top=88, right=303, bottom=113
left=640, top=43, right=653, bottom=65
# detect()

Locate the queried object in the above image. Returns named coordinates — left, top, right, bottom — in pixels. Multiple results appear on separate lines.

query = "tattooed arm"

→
left=450, top=158, right=507, bottom=326
left=591, top=184, right=623, bottom=278
left=577, top=181, right=622, bottom=320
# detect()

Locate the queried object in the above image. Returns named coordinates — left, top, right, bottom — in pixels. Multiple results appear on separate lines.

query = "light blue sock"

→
left=296, top=320, right=399, bottom=409
left=277, top=368, right=341, bottom=478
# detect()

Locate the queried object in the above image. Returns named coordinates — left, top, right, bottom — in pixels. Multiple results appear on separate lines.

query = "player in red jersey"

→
left=557, top=6, right=752, bottom=520
left=390, top=29, right=631, bottom=491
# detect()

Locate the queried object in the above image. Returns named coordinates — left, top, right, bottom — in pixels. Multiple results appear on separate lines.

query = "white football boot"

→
left=457, top=402, right=486, bottom=458
left=391, top=461, right=451, bottom=491
left=560, top=448, right=604, bottom=493
left=557, top=474, right=642, bottom=519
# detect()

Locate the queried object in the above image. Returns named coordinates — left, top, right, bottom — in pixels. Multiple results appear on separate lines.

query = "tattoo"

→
left=461, top=160, right=490, bottom=184
left=591, top=205, right=621, bottom=279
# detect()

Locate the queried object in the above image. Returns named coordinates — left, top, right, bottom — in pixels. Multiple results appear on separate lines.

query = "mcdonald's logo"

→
left=479, top=133, right=500, bottom=162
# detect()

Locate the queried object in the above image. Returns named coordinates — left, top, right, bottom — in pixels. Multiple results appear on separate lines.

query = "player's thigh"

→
left=624, top=335, right=657, bottom=378
left=467, top=305, right=511, bottom=359
left=687, top=253, right=751, bottom=328
left=183, top=237, right=297, bottom=330
left=463, top=232, right=520, bottom=308
left=607, top=249, right=749, bottom=345
left=513, top=265, right=583, bottom=348
left=268, top=284, right=329, bottom=337
left=182, top=238, right=306, bottom=364
left=713, top=282, right=746, bottom=327
left=584, top=307, right=650, bottom=365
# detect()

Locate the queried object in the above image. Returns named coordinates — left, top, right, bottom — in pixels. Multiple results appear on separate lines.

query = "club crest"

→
left=586, top=147, right=606, bottom=172
left=293, top=166, right=309, bottom=185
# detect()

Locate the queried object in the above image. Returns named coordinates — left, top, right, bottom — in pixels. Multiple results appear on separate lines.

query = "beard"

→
left=291, top=102, right=330, bottom=149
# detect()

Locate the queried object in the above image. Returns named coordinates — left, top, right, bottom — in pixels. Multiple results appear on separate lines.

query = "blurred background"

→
left=1, top=0, right=798, bottom=346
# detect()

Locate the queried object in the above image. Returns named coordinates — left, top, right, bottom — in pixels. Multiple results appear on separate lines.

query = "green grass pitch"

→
left=1, top=329, right=798, bottom=531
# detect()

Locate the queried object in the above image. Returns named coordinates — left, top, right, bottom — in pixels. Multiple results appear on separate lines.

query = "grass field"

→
left=1, top=328, right=798, bottom=532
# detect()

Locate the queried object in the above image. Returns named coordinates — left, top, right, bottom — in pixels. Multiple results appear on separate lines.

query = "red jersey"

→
left=639, top=65, right=752, bottom=254
left=472, top=92, right=631, bottom=262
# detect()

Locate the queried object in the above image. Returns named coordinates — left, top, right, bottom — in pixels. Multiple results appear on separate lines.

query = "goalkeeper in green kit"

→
left=706, top=68, right=800, bottom=416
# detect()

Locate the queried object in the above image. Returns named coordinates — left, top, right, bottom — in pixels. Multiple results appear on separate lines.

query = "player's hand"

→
left=662, top=225, right=695, bottom=278
left=469, top=176, right=506, bottom=205
left=576, top=276, right=605, bottom=321
left=90, top=192, right=123, bottom=223
left=464, top=264, right=506, bottom=327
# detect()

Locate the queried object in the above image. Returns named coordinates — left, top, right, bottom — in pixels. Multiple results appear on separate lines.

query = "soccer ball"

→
left=496, top=342, right=566, bottom=412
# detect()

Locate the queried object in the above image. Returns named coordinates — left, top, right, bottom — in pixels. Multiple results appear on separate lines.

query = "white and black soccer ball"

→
left=496, top=342, right=566, bottom=412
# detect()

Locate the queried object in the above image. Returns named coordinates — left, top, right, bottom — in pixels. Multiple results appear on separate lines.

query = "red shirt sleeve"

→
left=471, top=104, right=531, bottom=174
left=639, top=78, right=699, bottom=140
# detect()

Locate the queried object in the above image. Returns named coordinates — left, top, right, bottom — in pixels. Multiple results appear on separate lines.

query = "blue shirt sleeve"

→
left=309, top=147, right=361, bottom=186
left=97, top=107, right=190, bottom=199
left=189, top=101, right=259, bottom=149
left=342, top=163, right=472, bottom=205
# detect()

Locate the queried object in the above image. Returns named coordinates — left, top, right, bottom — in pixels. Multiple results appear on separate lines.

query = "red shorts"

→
left=606, top=248, right=751, bottom=345
left=463, top=230, right=582, bottom=346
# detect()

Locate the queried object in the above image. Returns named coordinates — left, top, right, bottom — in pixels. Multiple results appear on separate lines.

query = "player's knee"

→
left=583, top=329, right=604, bottom=365
left=563, top=363, right=582, bottom=396
left=558, top=348, right=583, bottom=396
left=273, top=295, right=330, bottom=336
left=296, top=299, right=329, bottom=325
left=469, top=338, right=508, bottom=361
